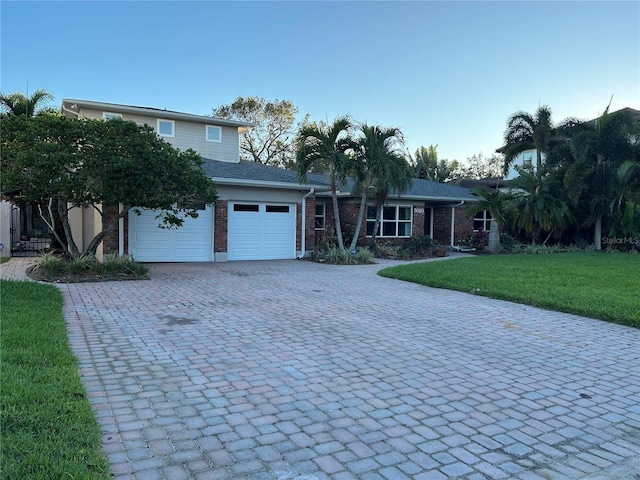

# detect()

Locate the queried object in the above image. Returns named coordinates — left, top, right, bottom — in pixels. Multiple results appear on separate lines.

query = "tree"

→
left=511, top=168, right=569, bottom=245
left=351, top=125, right=412, bottom=249
left=296, top=117, right=354, bottom=251
left=502, top=105, right=554, bottom=177
left=563, top=105, right=638, bottom=250
left=409, top=145, right=454, bottom=182
left=1, top=115, right=218, bottom=259
left=213, top=96, right=305, bottom=167
left=0, top=88, right=54, bottom=118
left=465, top=188, right=514, bottom=253
left=453, top=153, right=504, bottom=180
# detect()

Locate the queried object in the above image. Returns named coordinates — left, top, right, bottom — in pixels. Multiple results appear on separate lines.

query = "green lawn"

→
left=379, top=252, right=640, bottom=328
left=0, top=280, right=110, bottom=479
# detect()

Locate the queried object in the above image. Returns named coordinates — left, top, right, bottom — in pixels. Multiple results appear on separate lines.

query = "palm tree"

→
left=502, top=105, right=553, bottom=177
left=512, top=168, right=569, bottom=245
left=0, top=88, right=54, bottom=118
left=465, top=188, right=514, bottom=253
left=409, top=145, right=452, bottom=183
left=296, top=117, right=354, bottom=251
left=350, top=124, right=412, bottom=249
left=563, top=106, right=637, bottom=250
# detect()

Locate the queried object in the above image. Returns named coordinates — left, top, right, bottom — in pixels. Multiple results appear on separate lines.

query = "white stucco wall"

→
left=0, top=201, right=12, bottom=258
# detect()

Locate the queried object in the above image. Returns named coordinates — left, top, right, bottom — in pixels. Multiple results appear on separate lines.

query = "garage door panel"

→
left=228, top=202, right=295, bottom=261
left=129, top=207, right=213, bottom=262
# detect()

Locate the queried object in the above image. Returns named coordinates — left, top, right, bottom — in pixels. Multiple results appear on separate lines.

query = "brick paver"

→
left=3, top=256, right=639, bottom=479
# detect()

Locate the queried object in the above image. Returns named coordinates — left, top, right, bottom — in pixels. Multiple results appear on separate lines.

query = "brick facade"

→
left=103, top=205, right=120, bottom=255
left=432, top=206, right=473, bottom=245
left=214, top=200, right=228, bottom=253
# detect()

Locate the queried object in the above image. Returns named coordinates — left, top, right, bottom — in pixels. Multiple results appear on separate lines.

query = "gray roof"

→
left=336, top=177, right=475, bottom=202
left=202, top=159, right=474, bottom=201
left=203, top=159, right=330, bottom=188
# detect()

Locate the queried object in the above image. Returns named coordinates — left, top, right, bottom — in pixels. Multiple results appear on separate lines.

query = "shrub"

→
left=459, top=230, right=489, bottom=250
left=30, top=253, right=148, bottom=281
left=355, top=247, right=374, bottom=263
left=500, top=233, right=521, bottom=253
left=404, top=235, right=434, bottom=257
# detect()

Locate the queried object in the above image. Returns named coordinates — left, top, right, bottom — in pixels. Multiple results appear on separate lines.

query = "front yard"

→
left=0, top=280, right=110, bottom=479
left=379, top=252, right=640, bottom=328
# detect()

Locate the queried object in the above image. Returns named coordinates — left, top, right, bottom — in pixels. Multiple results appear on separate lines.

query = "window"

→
left=233, top=204, right=259, bottom=212
left=266, top=205, right=289, bottom=213
left=523, top=152, right=533, bottom=168
left=103, top=112, right=122, bottom=120
left=206, top=125, right=222, bottom=142
left=473, top=210, right=492, bottom=231
left=315, top=204, right=326, bottom=230
left=366, top=205, right=412, bottom=238
left=157, top=119, right=174, bottom=137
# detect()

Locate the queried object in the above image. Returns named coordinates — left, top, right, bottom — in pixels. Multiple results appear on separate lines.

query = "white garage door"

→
left=228, top=202, right=296, bottom=260
left=129, top=207, right=213, bottom=262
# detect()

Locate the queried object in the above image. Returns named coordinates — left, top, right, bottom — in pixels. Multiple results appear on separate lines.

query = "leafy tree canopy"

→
left=213, top=96, right=308, bottom=168
left=1, top=114, right=218, bottom=259
left=452, top=153, right=504, bottom=180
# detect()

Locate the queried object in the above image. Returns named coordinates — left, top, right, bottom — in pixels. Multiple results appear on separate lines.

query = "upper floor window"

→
left=103, top=112, right=122, bottom=120
left=523, top=152, right=533, bottom=168
left=315, top=204, right=326, bottom=230
left=473, top=210, right=492, bottom=231
left=367, top=205, right=412, bottom=238
left=157, top=119, right=175, bottom=137
left=206, top=125, right=222, bottom=143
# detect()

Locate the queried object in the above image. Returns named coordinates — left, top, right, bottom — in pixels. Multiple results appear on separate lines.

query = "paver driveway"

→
left=46, top=259, right=640, bottom=478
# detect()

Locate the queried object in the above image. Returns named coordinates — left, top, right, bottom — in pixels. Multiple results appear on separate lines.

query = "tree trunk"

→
left=57, top=197, right=80, bottom=259
left=594, top=216, right=602, bottom=251
left=83, top=231, right=108, bottom=259
left=370, top=203, right=382, bottom=248
left=331, top=184, right=345, bottom=251
left=38, top=200, right=69, bottom=257
left=487, top=219, right=500, bottom=253
left=348, top=191, right=368, bottom=252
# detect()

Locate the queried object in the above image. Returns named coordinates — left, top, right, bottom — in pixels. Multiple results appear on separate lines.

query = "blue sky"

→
left=2, top=1, right=638, bottom=164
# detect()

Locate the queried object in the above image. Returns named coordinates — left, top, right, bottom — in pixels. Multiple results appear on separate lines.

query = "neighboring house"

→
left=502, top=149, right=540, bottom=180
left=1, top=99, right=477, bottom=261
left=498, top=107, right=640, bottom=180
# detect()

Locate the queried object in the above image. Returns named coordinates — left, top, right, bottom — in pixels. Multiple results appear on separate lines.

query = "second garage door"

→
left=227, top=202, right=296, bottom=260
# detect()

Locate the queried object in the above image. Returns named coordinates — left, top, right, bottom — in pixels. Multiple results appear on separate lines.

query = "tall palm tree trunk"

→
left=349, top=191, right=368, bottom=252
left=594, top=216, right=602, bottom=251
left=330, top=184, right=345, bottom=251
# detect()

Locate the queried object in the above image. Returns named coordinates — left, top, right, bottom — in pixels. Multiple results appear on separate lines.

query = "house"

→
left=497, top=107, right=640, bottom=180
left=316, top=178, right=476, bottom=249
left=1, top=99, right=477, bottom=261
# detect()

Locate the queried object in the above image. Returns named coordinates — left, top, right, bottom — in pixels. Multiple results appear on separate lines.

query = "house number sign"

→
left=414, top=208, right=425, bottom=214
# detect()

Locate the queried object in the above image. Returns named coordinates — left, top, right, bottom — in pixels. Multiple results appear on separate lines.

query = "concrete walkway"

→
left=2, top=256, right=639, bottom=479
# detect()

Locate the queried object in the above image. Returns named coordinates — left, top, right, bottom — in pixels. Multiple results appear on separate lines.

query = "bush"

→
left=30, top=253, right=149, bottom=282
left=459, top=230, right=488, bottom=250
left=500, top=233, right=521, bottom=253
left=404, top=235, right=434, bottom=257
left=355, top=247, right=374, bottom=263
left=310, top=246, right=373, bottom=265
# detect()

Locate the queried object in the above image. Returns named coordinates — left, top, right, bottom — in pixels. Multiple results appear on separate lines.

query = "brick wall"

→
left=103, top=205, right=121, bottom=255
left=432, top=206, right=473, bottom=245
left=214, top=200, right=228, bottom=253
left=304, top=198, right=316, bottom=251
